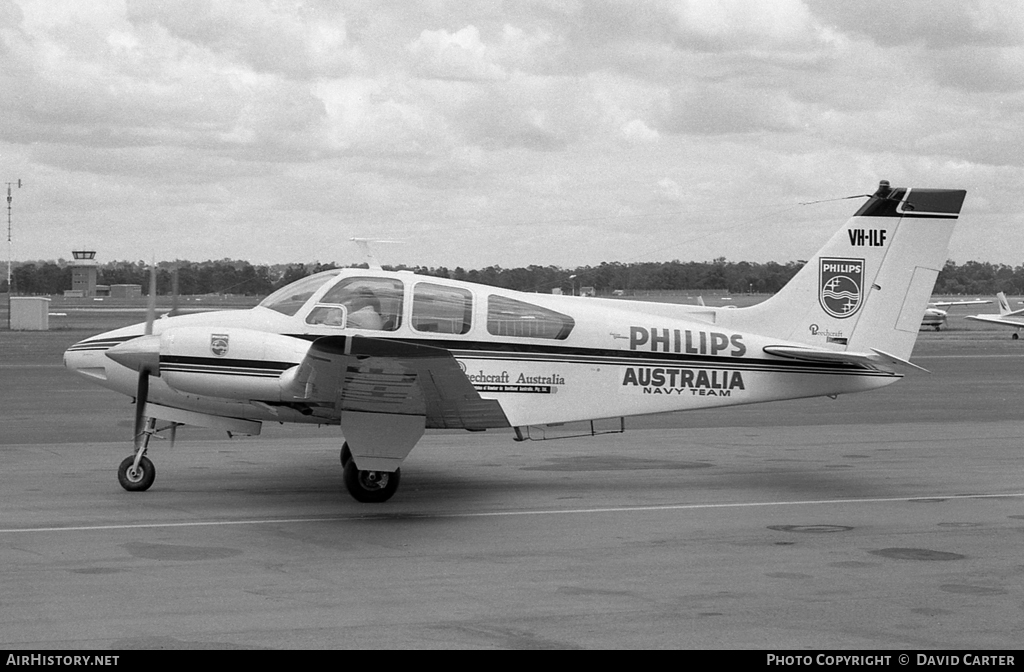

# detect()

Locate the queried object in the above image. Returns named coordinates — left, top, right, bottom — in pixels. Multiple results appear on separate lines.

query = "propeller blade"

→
left=133, top=370, right=150, bottom=450
left=145, top=263, right=157, bottom=335
left=169, top=267, right=180, bottom=317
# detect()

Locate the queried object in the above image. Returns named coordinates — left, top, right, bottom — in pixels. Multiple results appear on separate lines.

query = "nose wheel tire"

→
left=343, top=459, right=400, bottom=503
left=118, top=455, right=156, bottom=492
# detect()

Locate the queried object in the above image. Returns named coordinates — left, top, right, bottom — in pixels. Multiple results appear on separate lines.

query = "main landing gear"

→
left=340, top=441, right=401, bottom=503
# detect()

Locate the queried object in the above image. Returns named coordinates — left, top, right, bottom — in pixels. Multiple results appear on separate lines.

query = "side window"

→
left=412, top=283, right=472, bottom=335
left=486, top=295, right=574, bottom=340
left=305, top=305, right=347, bottom=327
left=313, top=277, right=404, bottom=331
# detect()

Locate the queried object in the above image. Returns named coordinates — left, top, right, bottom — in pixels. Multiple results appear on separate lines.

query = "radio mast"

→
left=6, top=179, right=21, bottom=330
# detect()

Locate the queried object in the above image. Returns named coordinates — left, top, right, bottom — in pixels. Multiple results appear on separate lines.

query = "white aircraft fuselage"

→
left=65, top=274, right=900, bottom=430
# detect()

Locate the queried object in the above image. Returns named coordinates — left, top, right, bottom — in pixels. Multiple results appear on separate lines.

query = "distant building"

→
left=69, top=250, right=98, bottom=297
left=110, top=284, right=142, bottom=299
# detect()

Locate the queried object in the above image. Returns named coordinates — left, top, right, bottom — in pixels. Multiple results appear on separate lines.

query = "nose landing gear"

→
left=118, top=455, right=156, bottom=491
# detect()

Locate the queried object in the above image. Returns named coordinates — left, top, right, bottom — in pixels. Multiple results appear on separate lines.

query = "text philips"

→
left=821, top=262, right=862, bottom=274
left=629, top=326, right=745, bottom=356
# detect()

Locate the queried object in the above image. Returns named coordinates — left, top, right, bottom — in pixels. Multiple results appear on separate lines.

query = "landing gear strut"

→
left=117, top=416, right=179, bottom=492
left=119, top=417, right=157, bottom=491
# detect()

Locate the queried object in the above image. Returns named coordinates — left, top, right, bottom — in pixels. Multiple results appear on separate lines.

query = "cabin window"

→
left=486, top=295, right=574, bottom=340
left=305, top=305, right=347, bottom=327
left=412, top=283, right=472, bottom=335
left=260, top=271, right=341, bottom=316
left=317, top=277, right=404, bottom=331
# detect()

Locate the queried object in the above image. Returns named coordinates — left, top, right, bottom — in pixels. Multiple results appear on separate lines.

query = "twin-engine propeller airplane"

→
left=64, top=180, right=966, bottom=503
left=965, top=292, right=1024, bottom=338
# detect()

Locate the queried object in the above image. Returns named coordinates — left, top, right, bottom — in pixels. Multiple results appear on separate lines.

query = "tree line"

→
left=2, top=257, right=1023, bottom=297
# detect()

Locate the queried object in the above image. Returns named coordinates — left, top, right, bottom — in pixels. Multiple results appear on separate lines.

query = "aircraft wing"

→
left=763, top=345, right=928, bottom=372
left=285, top=335, right=510, bottom=430
left=930, top=299, right=990, bottom=308
left=964, top=315, right=1024, bottom=328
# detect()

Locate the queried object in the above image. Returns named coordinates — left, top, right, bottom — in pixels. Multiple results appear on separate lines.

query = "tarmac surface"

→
left=2, top=327, right=1024, bottom=649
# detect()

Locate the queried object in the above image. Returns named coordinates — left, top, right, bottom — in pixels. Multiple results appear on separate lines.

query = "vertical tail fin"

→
left=734, top=181, right=966, bottom=359
left=997, top=292, right=1011, bottom=315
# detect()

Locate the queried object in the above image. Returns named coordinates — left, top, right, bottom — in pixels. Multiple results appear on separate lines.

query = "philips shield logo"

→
left=819, top=258, right=864, bottom=319
left=210, top=334, right=229, bottom=357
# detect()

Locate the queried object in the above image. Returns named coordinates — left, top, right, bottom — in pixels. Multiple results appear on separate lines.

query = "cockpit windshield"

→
left=259, top=270, right=342, bottom=316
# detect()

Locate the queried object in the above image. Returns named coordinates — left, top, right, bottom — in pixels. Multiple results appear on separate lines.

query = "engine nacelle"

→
left=159, top=327, right=311, bottom=401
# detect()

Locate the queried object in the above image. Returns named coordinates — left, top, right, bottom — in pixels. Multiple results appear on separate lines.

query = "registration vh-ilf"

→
left=65, top=181, right=967, bottom=502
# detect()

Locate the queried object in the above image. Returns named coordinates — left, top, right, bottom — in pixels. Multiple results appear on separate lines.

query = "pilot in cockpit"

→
left=344, top=290, right=384, bottom=330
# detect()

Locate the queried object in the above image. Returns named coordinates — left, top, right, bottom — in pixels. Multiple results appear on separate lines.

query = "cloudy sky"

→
left=1, top=0, right=1022, bottom=269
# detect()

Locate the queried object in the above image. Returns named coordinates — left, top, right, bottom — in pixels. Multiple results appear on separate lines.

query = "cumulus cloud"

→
left=408, top=25, right=506, bottom=81
left=671, top=0, right=822, bottom=49
left=0, top=0, right=1020, bottom=267
left=126, top=0, right=361, bottom=78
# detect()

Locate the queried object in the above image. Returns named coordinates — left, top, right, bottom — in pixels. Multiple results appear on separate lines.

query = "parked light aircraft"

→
left=64, top=180, right=966, bottom=502
left=965, top=292, right=1024, bottom=338
left=921, top=298, right=990, bottom=330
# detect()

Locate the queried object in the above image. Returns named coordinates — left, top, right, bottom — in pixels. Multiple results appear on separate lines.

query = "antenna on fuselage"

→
left=350, top=237, right=404, bottom=271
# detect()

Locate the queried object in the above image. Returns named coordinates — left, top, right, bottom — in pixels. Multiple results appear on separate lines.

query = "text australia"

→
left=622, top=367, right=745, bottom=396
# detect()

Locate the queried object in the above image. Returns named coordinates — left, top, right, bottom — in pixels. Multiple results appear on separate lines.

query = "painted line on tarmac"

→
left=0, top=364, right=65, bottom=369
left=914, top=354, right=1024, bottom=359
left=2, top=492, right=1024, bottom=534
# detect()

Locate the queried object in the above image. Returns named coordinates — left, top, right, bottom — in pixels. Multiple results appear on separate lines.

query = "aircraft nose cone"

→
left=63, top=341, right=85, bottom=370
left=64, top=337, right=116, bottom=381
left=105, top=335, right=161, bottom=373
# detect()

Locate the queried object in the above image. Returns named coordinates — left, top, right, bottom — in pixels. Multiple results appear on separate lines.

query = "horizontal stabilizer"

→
left=868, top=348, right=930, bottom=373
left=763, top=345, right=928, bottom=373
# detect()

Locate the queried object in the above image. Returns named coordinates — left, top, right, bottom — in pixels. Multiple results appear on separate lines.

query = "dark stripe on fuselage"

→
left=287, top=335, right=896, bottom=379
left=78, top=333, right=897, bottom=380
left=65, top=335, right=140, bottom=352
left=160, top=355, right=294, bottom=375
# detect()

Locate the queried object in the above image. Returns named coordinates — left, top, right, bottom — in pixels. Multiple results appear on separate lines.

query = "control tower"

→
left=70, top=250, right=98, bottom=297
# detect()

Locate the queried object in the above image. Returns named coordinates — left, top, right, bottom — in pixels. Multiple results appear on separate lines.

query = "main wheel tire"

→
left=1013, top=333, right=1020, bottom=340
left=118, top=455, right=156, bottom=492
left=342, top=459, right=400, bottom=503
left=340, top=442, right=352, bottom=468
